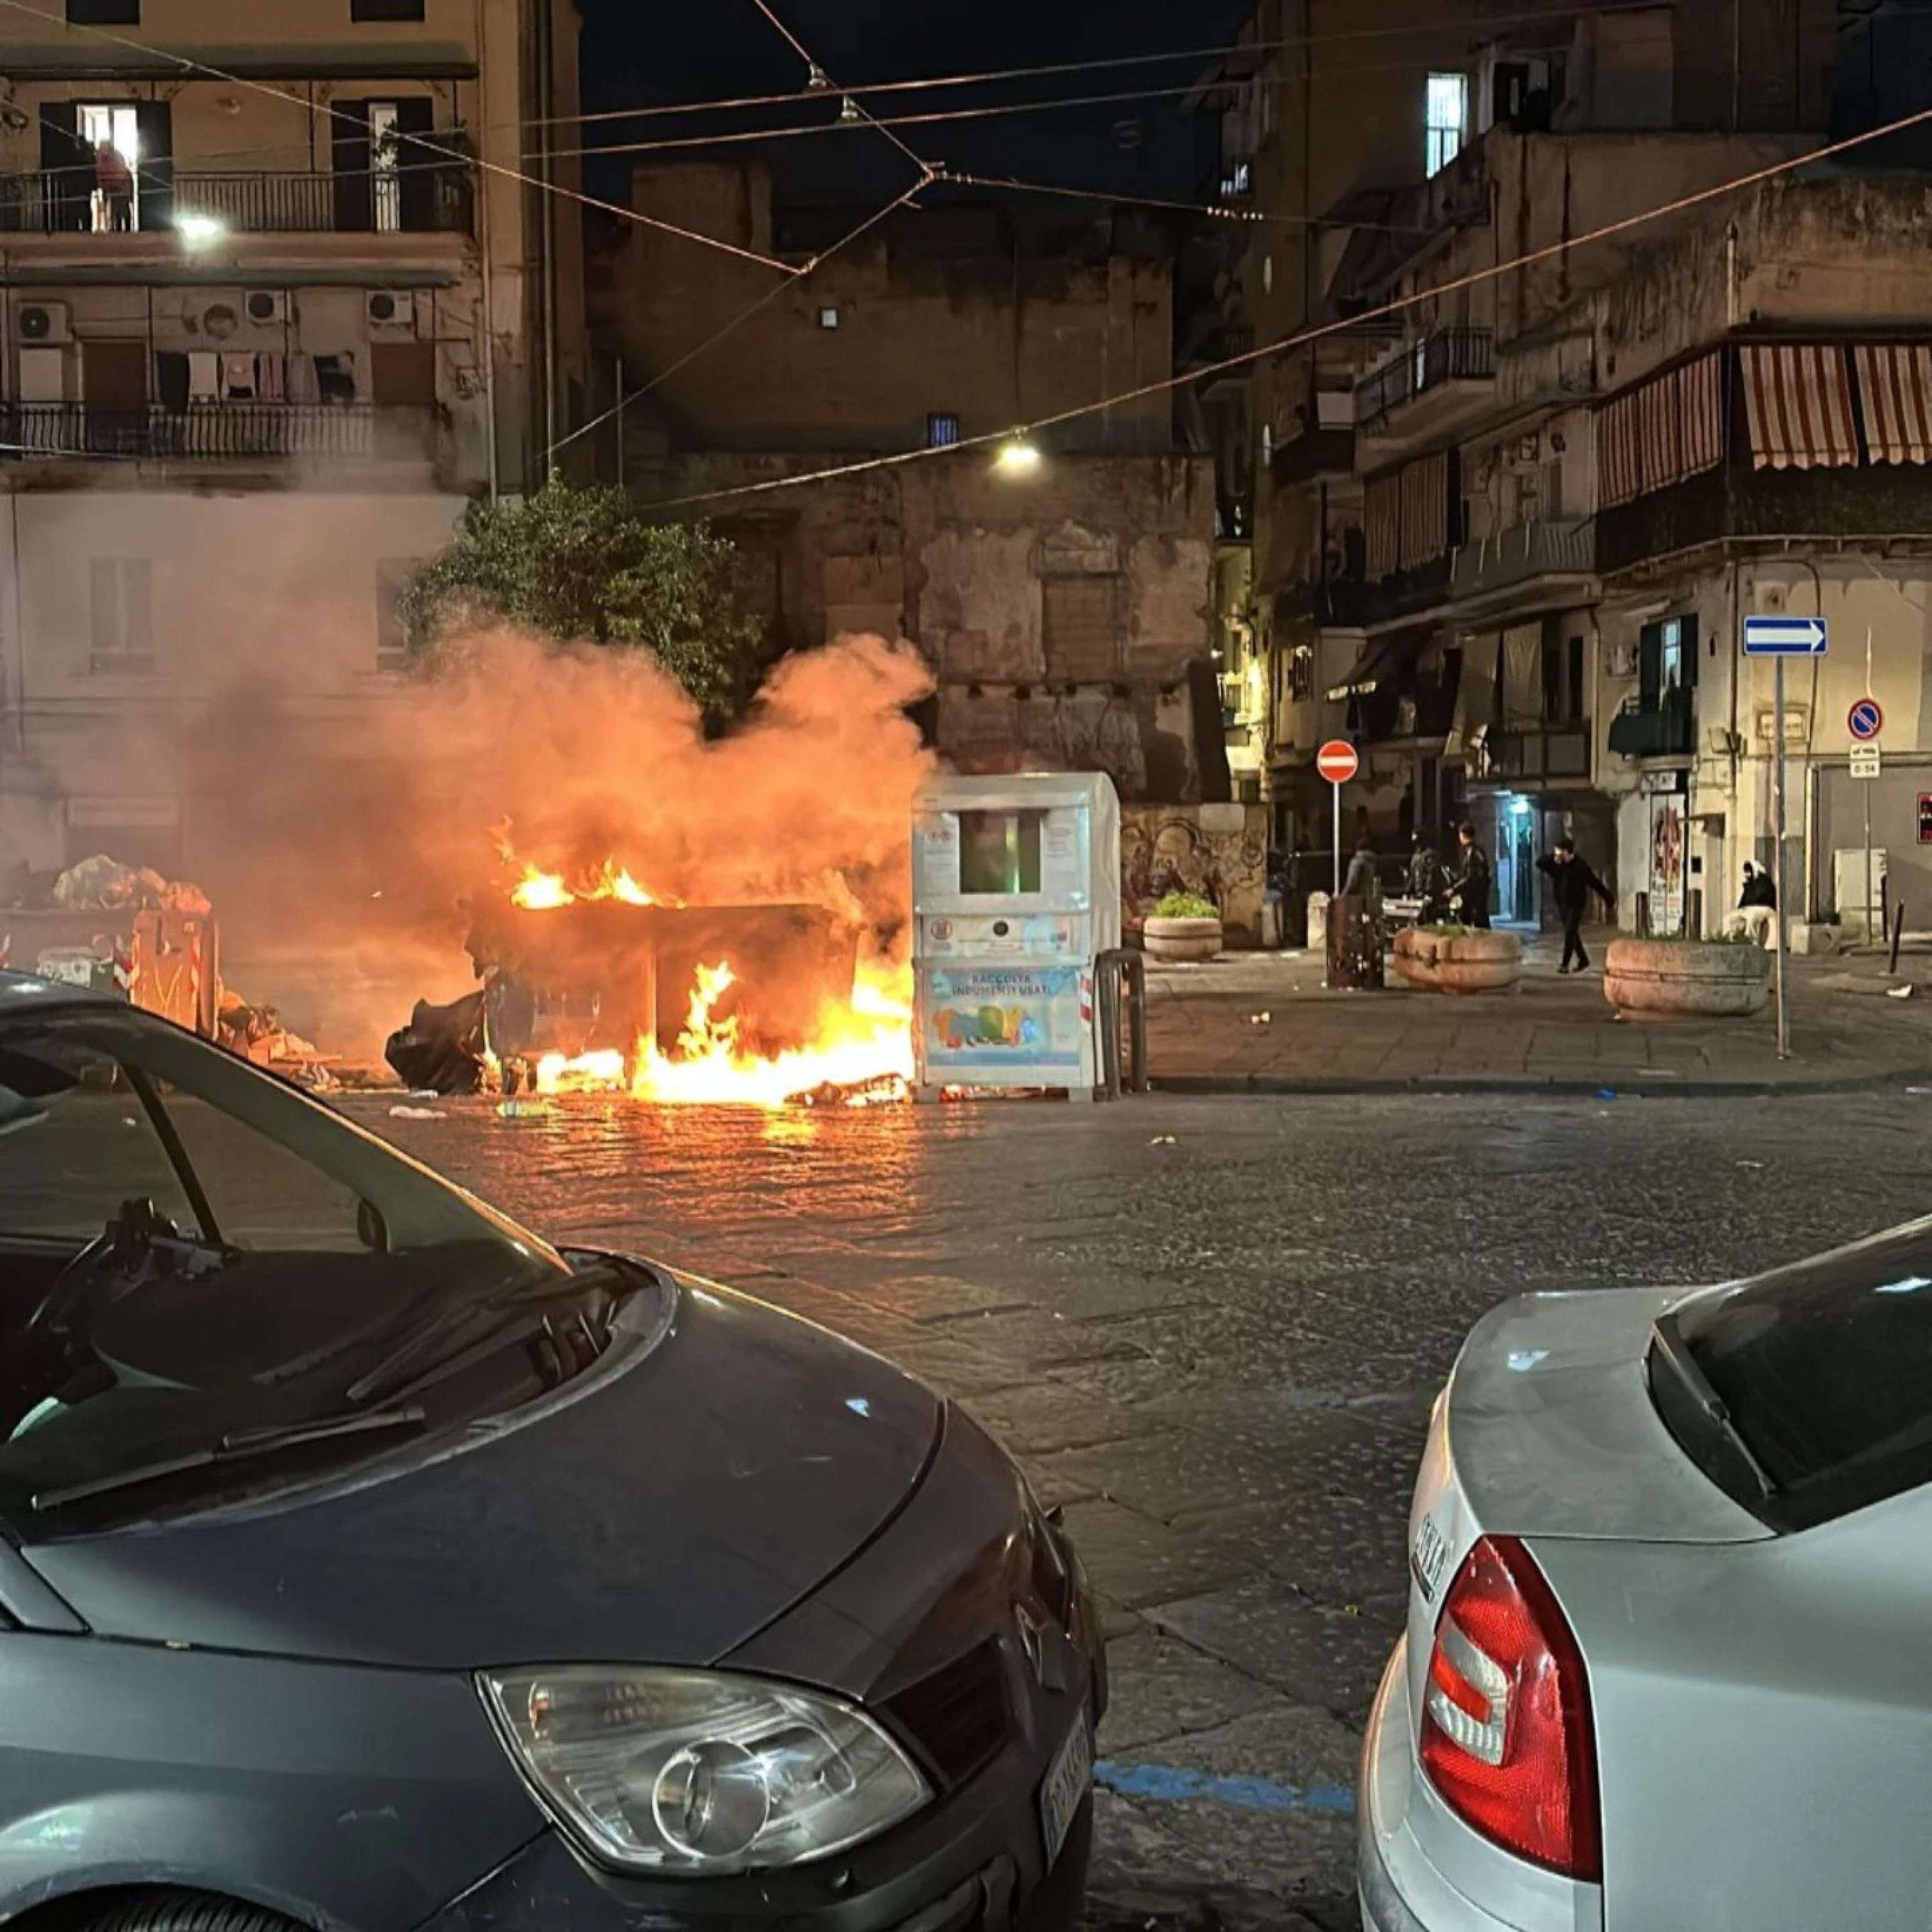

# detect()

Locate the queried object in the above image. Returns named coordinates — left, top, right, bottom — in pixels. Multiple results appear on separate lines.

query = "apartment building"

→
left=0, top=0, right=587, bottom=880
left=1195, top=0, right=1840, bottom=907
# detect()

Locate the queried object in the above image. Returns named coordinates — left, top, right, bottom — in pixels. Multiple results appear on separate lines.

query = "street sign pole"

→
left=1774, top=657, right=1789, bottom=1060
left=1332, top=782, right=1341, bottom=899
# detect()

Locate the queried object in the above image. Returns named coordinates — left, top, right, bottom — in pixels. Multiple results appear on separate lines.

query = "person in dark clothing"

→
left=1341, top=835, right=1382, bottom=906
left=1727, top=861, right=1779, bottom=942
left=1450, top=822, right=1493, bottom=928
left=1740, top=862, right=1777, bottom=910
left=1537, top=837, right=1616, bottom=974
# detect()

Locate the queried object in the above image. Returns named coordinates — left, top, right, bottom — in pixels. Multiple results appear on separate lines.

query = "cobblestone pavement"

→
left=357, top=1087, right=1932, bottom=1930
left=1143, top=938, right=1932, bottom=1094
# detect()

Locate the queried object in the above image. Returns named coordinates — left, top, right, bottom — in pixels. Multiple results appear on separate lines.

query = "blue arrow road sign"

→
left=1850, top=697, right=1884, bottom=742
left=1743, top=615, right=1828, bottom=656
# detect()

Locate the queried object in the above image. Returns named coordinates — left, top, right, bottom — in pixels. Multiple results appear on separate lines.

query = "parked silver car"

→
left=1361, top=1221, right=1932, bottom=1929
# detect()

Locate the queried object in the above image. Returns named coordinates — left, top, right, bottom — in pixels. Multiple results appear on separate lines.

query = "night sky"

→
left=573, top=1, right=1255, bottom=210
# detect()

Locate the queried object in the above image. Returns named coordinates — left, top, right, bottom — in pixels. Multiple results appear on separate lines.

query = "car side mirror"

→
left=357, top=1199, right=389, bottom=1255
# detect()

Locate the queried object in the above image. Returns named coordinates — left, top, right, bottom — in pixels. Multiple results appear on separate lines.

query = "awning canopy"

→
left=1742, top=344, right=1858, bottom=470
left=1853, top=344, right=1932, bottom=465
left=1326, top=631, right=1415, bottom=702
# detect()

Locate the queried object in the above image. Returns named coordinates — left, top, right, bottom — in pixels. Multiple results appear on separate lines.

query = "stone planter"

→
left=1143, top=914, right=1224, bottom=962
left=1603, top=938, right=1769, bottom=1019
left=1391, top=926, right=1523, bottom=994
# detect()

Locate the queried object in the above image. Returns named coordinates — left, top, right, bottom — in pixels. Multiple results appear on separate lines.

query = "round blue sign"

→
left=1850, top=698, right=1885, bottom=743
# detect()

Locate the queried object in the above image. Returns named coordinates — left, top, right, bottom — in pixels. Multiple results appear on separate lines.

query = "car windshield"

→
left=0, top=999, right=608, bottom=1531
left=1653, top=1218, right=1932, bottom=1531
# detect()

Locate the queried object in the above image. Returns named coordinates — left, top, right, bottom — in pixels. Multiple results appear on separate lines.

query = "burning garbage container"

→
left=911, top=772, right=1121, bottom=1099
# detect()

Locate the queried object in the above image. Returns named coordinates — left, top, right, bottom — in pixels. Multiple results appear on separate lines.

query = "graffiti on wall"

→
left=1121, top=803, right=1268, bottom=940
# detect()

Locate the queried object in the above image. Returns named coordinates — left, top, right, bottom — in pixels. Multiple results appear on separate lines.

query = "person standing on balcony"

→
left=94, top=139, right=133, bottom=232
left=1537, top=838, right=1615, bottom=974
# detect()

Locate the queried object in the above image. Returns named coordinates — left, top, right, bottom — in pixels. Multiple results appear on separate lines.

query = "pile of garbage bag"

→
left=52, top=853, right=212, bottom=916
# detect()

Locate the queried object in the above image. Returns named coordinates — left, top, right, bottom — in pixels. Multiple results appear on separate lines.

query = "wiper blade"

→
left=1650, top=1314, right=1779, bottom=1499
left=32, top=1404, right=426, bottom=1513
left=345, top=1277, right=601, bottom=1409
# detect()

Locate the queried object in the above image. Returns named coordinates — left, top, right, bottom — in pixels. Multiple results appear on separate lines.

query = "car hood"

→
left=22, top=1275, right=941, bottom=1669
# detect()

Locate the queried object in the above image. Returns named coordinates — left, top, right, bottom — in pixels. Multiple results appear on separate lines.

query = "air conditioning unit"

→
left=244, top=289, right=287, bottom=325
left=16, top=301, right=71, bottom=345
left=366, top=290, right=415, bottom=331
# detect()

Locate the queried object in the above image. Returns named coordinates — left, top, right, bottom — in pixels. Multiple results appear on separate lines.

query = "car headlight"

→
left=478, top=1666, right=931, bottom=1875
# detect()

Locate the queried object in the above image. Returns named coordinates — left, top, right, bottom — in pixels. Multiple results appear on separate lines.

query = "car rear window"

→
left=1666, top=1221, right=1932, bottom=1531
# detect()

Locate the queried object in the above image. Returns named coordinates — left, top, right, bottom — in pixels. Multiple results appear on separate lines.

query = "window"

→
left=66, top=0, right=140, bottom=21
left=351, top=0, right=426, bottom=17
left=818, top=306, right=840, bottom=330
left=958, top=810, right=1043, bottom=896
left=1041, top=574, right=1119, bottom=680
left=1426, top=72, right=1468, bottom=175
left=926, top=412, right=960, bottom=448
left=375, top=558, right=419, bottom=672
left=1638, top=614, right=1698, bottom=711
left=1653, top=1228, right=1932, bottom=1531
left=89, top=558, right=153, bottom=675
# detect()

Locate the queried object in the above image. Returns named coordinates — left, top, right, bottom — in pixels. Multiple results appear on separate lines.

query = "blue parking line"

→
left=1094, top=1759, right=1356, bottom=1815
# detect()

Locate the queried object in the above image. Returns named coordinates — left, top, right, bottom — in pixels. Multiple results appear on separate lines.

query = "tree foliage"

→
left=401, top=478, right=769, bottom=726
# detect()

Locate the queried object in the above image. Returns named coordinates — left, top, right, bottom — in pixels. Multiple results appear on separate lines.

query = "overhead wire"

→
left=0, top=0, right=798, bottom=274
left=936, top=168, right=1435, bottom=235
left=543, top=0, right=945, bottom=465
left=627, top=95, right=1932, bottom=514
left=516, top=1, right=1674, bottom=133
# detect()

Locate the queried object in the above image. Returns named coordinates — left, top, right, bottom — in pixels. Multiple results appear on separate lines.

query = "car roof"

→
left=0, top=969, right=118, bottom=1011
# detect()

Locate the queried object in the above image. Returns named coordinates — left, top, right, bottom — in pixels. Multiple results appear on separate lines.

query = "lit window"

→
left=1426, top=72, right=1468, bottom=175
left=818, top=306, right=840, bottom=330
left=926, top=412, right=960, bottom=448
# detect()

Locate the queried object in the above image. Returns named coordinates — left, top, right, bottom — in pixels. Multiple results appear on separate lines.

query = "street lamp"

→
left=175, top=213, right=226, bottom=247
left=995, top=437, right=1041, bottom=477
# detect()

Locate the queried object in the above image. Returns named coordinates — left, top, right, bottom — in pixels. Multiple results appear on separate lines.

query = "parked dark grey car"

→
left=0, top=972, right=1102, bottom=1932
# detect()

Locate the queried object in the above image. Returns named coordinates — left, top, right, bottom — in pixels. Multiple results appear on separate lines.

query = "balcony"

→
left=1450, top=514, right=1597, bottom=608
left=1480, top=721, right=1594, bottom=785
left=0, top=401, right=441, bottom=464
left=0, top=164, right=471, bottom=237
left=1607, top=689, right=1695, bottom=760
left=1356, top=328, right=1496, bottom=452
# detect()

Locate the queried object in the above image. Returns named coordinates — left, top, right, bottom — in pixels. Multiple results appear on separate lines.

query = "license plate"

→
left=1411, top=1514, right=1450, bottom=1605
left=1038, top=1714, right=1092, bottom=1870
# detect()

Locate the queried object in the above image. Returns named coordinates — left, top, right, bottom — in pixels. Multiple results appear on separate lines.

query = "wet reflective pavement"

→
left=352, top=1087, right=1932, bottom=1931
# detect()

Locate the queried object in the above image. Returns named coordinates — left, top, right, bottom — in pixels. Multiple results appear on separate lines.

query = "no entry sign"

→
left=1317, top=740, right=1360, bottom=786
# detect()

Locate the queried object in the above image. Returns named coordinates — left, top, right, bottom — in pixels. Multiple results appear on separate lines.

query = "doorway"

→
left=77, top=102, right=140, bottom=231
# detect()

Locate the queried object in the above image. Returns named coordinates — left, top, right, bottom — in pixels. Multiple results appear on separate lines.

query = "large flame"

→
left=508, top=854, right=681, bottom=910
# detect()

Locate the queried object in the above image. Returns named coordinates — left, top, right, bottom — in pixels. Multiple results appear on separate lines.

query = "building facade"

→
left=593, top=167, right=1260, bottom=928
left=0, top=0, right=587, bottom=887
left=1197, top=0, right=1844, bottom=919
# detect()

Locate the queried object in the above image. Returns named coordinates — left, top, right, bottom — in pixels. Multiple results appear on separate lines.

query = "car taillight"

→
left=1419, top=1535, right=1601, bottom=1882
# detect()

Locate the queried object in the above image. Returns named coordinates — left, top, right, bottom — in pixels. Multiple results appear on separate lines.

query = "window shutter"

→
left=395, top=97, right=436, bottom=232
left=39, top=101, right=89, bottom=233
left=135, top=101, right=172, bottom=231
left=1638, top=621, right=1662, bottom=711
left=1679, top=614, right=1700, bottom=689
left=332, top=99, right=373, bottom=232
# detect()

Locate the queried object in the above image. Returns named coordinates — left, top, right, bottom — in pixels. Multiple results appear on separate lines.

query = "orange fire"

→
left=529, top=956, right=913, bottom=1108
left=506, top=856, right=682, bottom=911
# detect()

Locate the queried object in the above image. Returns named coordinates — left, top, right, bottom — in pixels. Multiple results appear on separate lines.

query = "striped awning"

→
left=1853, top=344, right=1932, bottom=466
left=1595, top=351, right=1724, bottom=508
left=1365, top=452, right=1450, bottom=580
left=1742, top=345, right=1858, bottom=470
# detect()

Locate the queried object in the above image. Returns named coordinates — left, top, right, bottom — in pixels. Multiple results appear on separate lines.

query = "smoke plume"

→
left=189, top=631, right=936, bottom=1053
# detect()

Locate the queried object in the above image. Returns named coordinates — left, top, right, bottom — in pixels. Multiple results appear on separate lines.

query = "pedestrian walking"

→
left=1537, top=837, right=1616, bottom=974
left=1450, top=822, right=1493, bottom=929
left=1342, top=835, right=1382, bottom=907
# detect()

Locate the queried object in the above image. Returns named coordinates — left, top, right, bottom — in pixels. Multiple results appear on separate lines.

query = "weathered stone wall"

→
left=1123, top=801, right=1269, bottom=942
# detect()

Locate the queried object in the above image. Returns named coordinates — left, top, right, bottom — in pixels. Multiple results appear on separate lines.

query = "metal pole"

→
left=1774, top=657, right=1790, bottom=1059
left=1865, top=770, right=1874, bottom=948
left=1331, top=779, right=1341, bottom=898
left=614, top=354, right=625, bottom=487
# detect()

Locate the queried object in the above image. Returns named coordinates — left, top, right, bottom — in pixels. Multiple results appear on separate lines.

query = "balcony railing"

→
left=0, top=164, right=470, bottom=236
left=0, top=402, right=437, bottom=462
left=1607, top=688, right=1695, bottom=759
left=1356, top=328, right=1495, bottom=427
left=1450, top=515, right=1597, bottom=601
left=1482, top=721, right=1594, bottom=783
